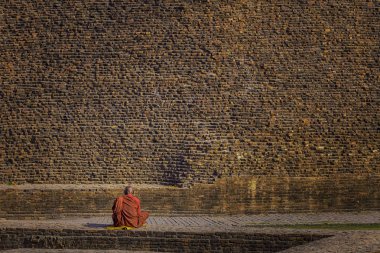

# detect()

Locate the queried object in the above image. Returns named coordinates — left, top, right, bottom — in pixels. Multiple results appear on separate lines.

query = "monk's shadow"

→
left=85, top=223, right=110, bottom=228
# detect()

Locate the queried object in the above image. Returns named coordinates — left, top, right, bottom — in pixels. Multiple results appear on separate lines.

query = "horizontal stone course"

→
left=0, top=227, right=328, bottom=252
left=1, top=176, right=379, bottom=218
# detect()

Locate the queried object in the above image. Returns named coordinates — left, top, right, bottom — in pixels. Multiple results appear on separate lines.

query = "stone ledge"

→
left=0, top=227, right=330, bottom=253
left=1, top=176, right=379, bottom=217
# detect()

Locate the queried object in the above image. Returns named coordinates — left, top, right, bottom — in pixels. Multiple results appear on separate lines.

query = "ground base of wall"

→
left=0, top=228, right=329, bottom=253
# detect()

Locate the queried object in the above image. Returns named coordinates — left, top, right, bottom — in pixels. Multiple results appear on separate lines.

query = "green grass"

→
left=246, top=223, right=380, bottom=230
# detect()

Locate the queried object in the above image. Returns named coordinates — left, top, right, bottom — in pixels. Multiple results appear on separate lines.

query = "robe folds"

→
left=112, top=193, right=149, bottom=228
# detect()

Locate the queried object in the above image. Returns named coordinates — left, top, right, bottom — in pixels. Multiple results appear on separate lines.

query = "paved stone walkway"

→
left=280, top=232, right=380, bottom=253
left=1, top=211, right=379, bottom=252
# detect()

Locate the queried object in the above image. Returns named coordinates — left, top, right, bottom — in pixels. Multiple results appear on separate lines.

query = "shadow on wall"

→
left=159, top=154, right=199, bottom=188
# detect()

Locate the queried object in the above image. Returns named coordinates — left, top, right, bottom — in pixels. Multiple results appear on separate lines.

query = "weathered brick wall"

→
left=0, top=228, right=329, bottom=252
left=1, top=0, right=379, bottom=185
left=1, top=176, right=379, bottom=218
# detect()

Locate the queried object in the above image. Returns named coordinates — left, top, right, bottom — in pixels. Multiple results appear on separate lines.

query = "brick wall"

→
left=1, top=0, right=379, bottom=185
left=0, top=228, right=329, bottom=252
left=1, top=176, right=378, bottom=218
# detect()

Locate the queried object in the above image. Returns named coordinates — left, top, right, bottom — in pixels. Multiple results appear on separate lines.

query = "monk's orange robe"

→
left=112, top=193, right=149, bottom=228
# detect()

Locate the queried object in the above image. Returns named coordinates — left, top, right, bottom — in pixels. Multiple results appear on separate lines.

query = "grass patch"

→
left=246, top=223, right=380, bottom=230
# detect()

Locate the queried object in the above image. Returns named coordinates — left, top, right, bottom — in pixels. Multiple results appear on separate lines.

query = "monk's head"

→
left=124, top=185, right=133, bottom=195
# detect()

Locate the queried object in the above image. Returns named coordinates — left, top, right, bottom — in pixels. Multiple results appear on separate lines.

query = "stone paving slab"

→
left=0, top=212, right=379, bottom=252
left=2, top=211, right=380, bottom=227
left=1, top=211, right=379, bottom=234
left=279, top=232, right=380, bottom=253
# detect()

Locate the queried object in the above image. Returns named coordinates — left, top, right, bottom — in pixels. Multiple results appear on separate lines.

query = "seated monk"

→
left=112, top=185, right=149, bottom=228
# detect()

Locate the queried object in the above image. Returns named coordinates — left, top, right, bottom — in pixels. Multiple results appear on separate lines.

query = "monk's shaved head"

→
left=124, top=185, right=133, bottom=195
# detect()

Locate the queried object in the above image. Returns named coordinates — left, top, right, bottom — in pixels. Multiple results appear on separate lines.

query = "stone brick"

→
left=0, top=175, right=378, bottom=218
left=0, top=228, right=329, bottom=252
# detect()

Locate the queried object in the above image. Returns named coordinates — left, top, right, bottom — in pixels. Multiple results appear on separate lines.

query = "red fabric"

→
left=112, top=194, right=149, bottom=228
